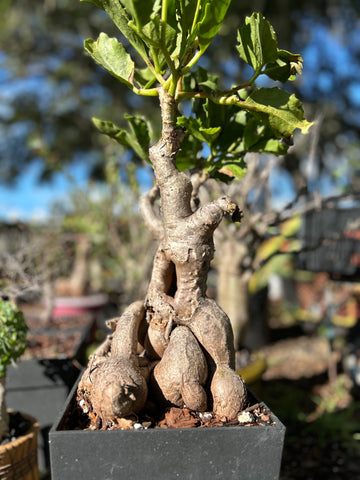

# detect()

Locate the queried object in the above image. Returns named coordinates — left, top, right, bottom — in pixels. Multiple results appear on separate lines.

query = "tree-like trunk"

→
left=77, top=88, right=247, bottom=426
left=216, top=240, right=252, bottom=351
left=55, top=235, right=90, bottom=297
left=0, top=374, right=9, bottom=440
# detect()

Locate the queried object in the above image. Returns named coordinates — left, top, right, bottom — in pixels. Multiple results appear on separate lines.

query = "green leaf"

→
left=124, top=113, right=151, bottom=153
left=241, top=119, right=289, bottom=155
left=142, top=16, right=177, bottom=68
left=92, top=116, right=150, bottom=163
left=236, top=13, right=303, bottom=82
left=175, top=133, right=203, bottom=171
left=237, top=12, right=278, bottom=72
left=85, top=33, right=134, bottom=88
left=278, top=49, right=303, bottom=76
left=197, top=67, right=218, bottom=91
left=81, top=0, right=148, bottom=59
left=0, top=301, right=28, bottom=375
left=198, top=0, right=232, bottom=54
left=163, top=22, right=178, bottom=57
left=134, top=66, right=157, bottom=88
left=205, top=99, right=240, bottom=128
left=181, top=68, right=219, bottom=97
left=176, top=0, right=199, bottom=34
left=165, top=0, right=177, bottom=29
left=264, top=50, right=303, bottom=82
left=174, top=0, right=199, bottom=64
left=263, top=60, right=293, bottom=83
left=252, top=137, right=288, bottom=155
left=175, top=154, right=195, bottom=172
left=242, top=116, right=261, bottom=150
left=218, top=162, right=247, bottom=179
left=177, top=116, right=221, bottom=144
left=121, top=0, right=156, bottom=27
left=237, top=87, right=313, bottom=138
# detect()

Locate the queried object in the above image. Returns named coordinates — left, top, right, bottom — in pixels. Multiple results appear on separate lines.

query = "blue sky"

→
left=0, top=160, right=88, bottom=222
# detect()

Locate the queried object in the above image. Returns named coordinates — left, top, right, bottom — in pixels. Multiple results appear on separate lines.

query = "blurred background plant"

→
left=0, top=301, right=28, bottom=440
left=51, top=153, right=155, bottom=307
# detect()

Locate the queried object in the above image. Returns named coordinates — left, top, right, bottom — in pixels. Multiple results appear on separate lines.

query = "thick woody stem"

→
left=147, top=88, right=242, bottom=312
left=150, top=89, right=191, bottom=224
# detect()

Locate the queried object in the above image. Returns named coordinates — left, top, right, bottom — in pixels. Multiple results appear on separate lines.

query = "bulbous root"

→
left=185, top=298, right=236, bottom=368
left=77, top=301, right=149, bottom=425
left=211, top=367, right=247, bottom=419
left=151, top=326, right=208, bottom=412
left=79, top=357, right=148, bottom=423
left=177, top=297, right=248, bottom=416
left=77, top=297, right=248, bottom=425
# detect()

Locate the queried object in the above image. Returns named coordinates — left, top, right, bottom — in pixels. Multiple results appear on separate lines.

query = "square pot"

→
left=49, top=380, right=286, bottom=480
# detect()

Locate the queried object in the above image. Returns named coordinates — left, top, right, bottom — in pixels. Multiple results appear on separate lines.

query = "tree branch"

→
left=139, top=185, right=164, bottom=240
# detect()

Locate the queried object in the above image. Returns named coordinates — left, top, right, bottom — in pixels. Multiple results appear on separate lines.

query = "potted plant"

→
left=0, top=300, right=39, bottom=480
left=50, top=1, right=312, bottom=478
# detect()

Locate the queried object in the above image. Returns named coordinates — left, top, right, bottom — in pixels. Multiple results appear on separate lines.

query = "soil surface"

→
left=23, top=330, right=84, bottom=360
left=0, top=412, right=32, bottom=446
left=25, top=314, right=92, bottom=332
left=88, top=402, right=275, bottom=430
left=19, top=308, right=94, bottom=360
left=65, top=389, right=274, bottom=431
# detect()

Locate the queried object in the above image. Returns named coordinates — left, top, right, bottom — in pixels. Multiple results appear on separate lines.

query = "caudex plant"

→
left=77, top=0, right=312, bottom=426
left=0, top=301, right=28, bottom=440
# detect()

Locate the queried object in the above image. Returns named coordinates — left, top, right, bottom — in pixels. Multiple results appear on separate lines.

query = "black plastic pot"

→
left=49, top=381, right=286, bottom=480
left=6, top=314, right=95, bottom=474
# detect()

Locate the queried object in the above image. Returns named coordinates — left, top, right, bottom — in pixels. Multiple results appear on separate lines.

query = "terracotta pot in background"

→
left=51, top=293, right=109, bottom=318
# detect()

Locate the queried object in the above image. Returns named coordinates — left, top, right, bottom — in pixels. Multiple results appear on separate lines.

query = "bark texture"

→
left=78, top=87, right=247, bottom=426
left=78, top=301, right=150, bottom=425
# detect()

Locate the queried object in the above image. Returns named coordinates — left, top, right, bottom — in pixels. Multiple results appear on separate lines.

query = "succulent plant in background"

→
left=0, top=301, right=28, bottom=440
